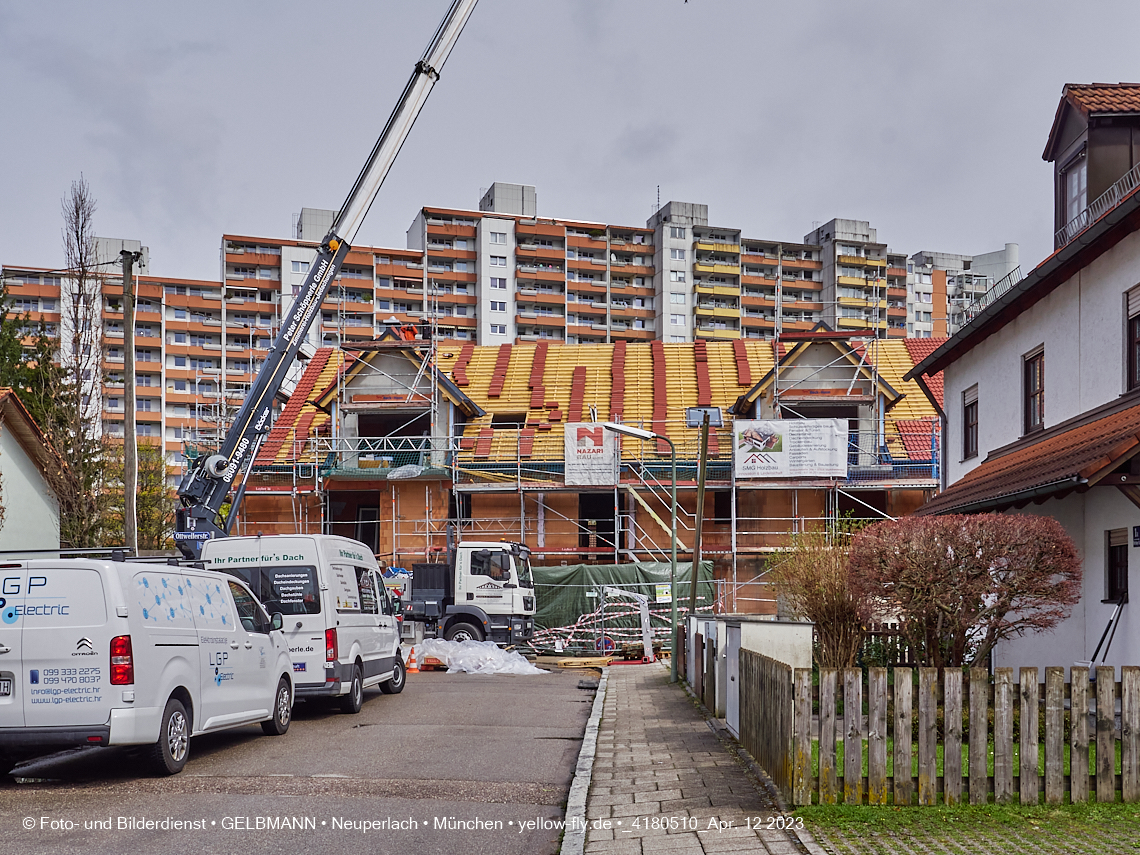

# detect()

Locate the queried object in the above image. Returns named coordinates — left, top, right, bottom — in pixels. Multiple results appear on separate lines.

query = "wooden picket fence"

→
left=788, top=666, right=1140, bottom=806
left=739, top=649, right=794, bottom=800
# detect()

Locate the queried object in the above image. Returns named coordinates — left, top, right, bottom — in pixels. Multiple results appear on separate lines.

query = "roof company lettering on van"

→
left=200, top=535, right=405, bottom=710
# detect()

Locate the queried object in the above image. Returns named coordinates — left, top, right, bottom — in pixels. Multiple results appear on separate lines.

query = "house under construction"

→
left=229, top=329, right=944, bottom=613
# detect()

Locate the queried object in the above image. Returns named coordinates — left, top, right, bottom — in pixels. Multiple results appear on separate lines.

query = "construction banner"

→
left=564, top=422, right=617, bottom=485
left=733, top=418, right=849, bottom=479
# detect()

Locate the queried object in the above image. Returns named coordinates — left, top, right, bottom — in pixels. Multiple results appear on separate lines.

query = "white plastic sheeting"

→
left=415, top=639, right=547, bottom=675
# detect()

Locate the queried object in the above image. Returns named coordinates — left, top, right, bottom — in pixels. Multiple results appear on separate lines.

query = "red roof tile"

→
left=1065, top=83, right=1140, bottom=114
left=895, top=418, right=938, bottom=461
left=903, top=338, right=947, bottom=409
left=916, top=397, right=1140, bottom=515
left=255, top=348, right=333, bottom=464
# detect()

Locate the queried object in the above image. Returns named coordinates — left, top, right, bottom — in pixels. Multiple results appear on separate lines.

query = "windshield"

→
left=516, top=554, right=533, bottom=588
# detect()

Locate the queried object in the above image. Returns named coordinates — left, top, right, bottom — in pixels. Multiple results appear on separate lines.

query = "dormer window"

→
left=1064, top=154, right=1087, bottom=226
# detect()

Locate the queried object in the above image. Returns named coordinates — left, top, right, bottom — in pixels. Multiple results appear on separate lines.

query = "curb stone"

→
left=559, top=668, right=608, bottom=855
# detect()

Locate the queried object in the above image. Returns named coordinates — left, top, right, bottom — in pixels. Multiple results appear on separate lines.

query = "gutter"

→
left=919, top=475, right=1084, bottom=516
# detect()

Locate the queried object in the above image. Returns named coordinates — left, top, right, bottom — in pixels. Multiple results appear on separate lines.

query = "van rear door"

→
left=0, top=563, right=27, bottom=728
left=20, top=566, right=112, bottom=728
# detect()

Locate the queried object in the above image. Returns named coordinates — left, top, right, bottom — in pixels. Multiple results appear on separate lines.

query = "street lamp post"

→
left=604, top=422, right=679, bottom=682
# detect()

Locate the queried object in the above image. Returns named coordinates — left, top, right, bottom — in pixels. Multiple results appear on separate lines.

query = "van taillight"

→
left=325, top=628, right=338, bottom=662
left=110, top=635, right=134, bottom=685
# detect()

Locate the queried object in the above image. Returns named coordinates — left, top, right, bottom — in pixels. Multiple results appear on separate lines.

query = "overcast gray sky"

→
left=3, top=1, right=1139, bottom=282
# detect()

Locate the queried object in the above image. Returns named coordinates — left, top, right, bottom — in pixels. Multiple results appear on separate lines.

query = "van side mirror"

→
left=270, top=612, right=283, bottom=632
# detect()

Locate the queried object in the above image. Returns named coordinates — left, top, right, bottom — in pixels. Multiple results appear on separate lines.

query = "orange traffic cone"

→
left=406, top=646, right=419, bottom=673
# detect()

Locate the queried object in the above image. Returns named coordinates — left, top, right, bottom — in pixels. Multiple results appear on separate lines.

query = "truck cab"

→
left=407, top=541, right=536, bottom=645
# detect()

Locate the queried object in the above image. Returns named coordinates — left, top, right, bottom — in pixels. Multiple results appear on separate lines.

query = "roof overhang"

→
left=321, top=343, right=484, bottom=418
left=732, top=328, right=903, bottom=415
left=906, top=189, right=1140, bottom=383
left=915, top=395, right=1140, bottom=516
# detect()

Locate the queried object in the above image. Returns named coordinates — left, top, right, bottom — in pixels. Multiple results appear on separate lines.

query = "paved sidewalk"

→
left=582, top=663, right=804, bottom=854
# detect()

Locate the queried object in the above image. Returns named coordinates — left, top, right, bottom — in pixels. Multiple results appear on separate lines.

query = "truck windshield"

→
left=516, top=555, right=533, bottom=588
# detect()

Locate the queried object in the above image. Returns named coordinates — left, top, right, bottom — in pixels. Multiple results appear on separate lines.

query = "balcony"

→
left=1056, top=161, right=1140, bottom=249
left=695, top=304, right=740, bottom=319
left=695, top=282, right=740, bottom=297
left=837, top=295, right=886, bottom=309
left=694, top=241, right=741, bottom=254
left=694, top=262, right=740, bottom=275
left=694, top=326, right=741, bottom=340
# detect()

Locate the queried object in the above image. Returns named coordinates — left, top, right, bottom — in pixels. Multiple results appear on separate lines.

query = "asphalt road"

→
left=0, top=668, right=596, bottom=855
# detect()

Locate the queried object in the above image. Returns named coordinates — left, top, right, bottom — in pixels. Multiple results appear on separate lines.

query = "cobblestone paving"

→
left=804, top=809, right=1140, bottom=855
left=584, top=664, right=805, bottom=854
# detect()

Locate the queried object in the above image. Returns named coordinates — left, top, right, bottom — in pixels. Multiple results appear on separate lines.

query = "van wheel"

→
left=148, top=698, right=190, bottom=776
left=261, top=678, right=292, bottom=735
left=340, top=664, right=363, bottom=714
left=380, top=656, right=405, bottom=695
left=444, top=621, right=483, bottom=643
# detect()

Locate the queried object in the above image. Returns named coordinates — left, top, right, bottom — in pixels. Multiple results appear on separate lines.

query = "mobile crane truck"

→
left=173, top=0, right=479, bottom=556
left=171, top=0, right=537, bottom=648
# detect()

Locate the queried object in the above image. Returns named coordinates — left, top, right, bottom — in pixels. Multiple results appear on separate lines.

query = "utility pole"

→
left=121, top=249, right=142, bottom=554
left=687, top=411, right=710, bottom=615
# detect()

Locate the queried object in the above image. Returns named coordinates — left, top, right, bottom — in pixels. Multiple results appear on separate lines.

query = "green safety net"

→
left=524, top=561, right=715, bottom=655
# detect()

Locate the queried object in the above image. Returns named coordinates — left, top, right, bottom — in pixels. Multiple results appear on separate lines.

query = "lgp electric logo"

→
left=0, top=597, right=15, bottom=625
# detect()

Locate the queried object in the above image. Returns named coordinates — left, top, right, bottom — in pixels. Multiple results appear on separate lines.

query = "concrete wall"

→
left=733, top=617, right=813, bottom=671
left=0, top=426, right=59, bottom=550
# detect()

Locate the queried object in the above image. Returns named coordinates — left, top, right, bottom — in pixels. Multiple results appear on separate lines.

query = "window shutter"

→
left=1128, top=285, right=1140, bottom=319
left=1109, top=528, right=1128, bottom=548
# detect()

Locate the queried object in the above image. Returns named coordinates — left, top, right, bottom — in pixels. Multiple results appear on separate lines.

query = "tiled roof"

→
left=1064, top=83, right=1140, bottom=114
left=260, top=339, right=940, bottom=468
left=915, top=397, right=1140, bottom=516
left=902, top=338, right=947, bottom=408
left=255, top=349, right=342, bottom=464
left=895, top=418, right=939, bottom=462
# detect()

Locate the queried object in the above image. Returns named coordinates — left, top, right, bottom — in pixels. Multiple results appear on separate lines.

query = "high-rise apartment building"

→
left=907, top=243, right=1019, bottom=337
left=802, top=218, right=908, bottom=337
left=2, top=183, right=1013, bottom=474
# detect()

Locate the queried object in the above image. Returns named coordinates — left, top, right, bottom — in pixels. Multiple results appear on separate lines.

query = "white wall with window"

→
left=477, top=216, right=516, bottom=343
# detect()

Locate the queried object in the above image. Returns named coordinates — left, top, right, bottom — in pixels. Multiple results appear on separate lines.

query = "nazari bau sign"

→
left=733, top=419, right=849, bottom=479
left=564, top=422, right=617, bottom=486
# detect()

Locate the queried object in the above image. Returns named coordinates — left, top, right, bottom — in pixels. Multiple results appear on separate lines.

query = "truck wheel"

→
left=340, top=664, right=363, bottom=714
left=148, top=698, right=190, bottom=776
left=380, top=656, right=405, bottom=695
left=261, top=678, right=292, bottom=735
left=444, top=621, right=484, bottom=643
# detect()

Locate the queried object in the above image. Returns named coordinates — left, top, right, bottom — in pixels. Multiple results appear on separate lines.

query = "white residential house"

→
left=907, top=83, right=1140, bottom=673
left=0, top=389, right=60, bottom=550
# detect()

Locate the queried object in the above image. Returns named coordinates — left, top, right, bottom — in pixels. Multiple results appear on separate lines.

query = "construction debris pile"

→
left=416, top=639, right=548, bottom=675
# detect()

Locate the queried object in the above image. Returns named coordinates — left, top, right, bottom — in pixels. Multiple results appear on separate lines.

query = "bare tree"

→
left=41, top=176, right=111, bottom=547
left=766, top=523, right=866, bottom=669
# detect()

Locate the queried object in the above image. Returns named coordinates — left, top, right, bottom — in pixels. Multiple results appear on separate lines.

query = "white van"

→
left=0, top=558, right=294, bottom=776
left=200, top=535, right=403, bottom=713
